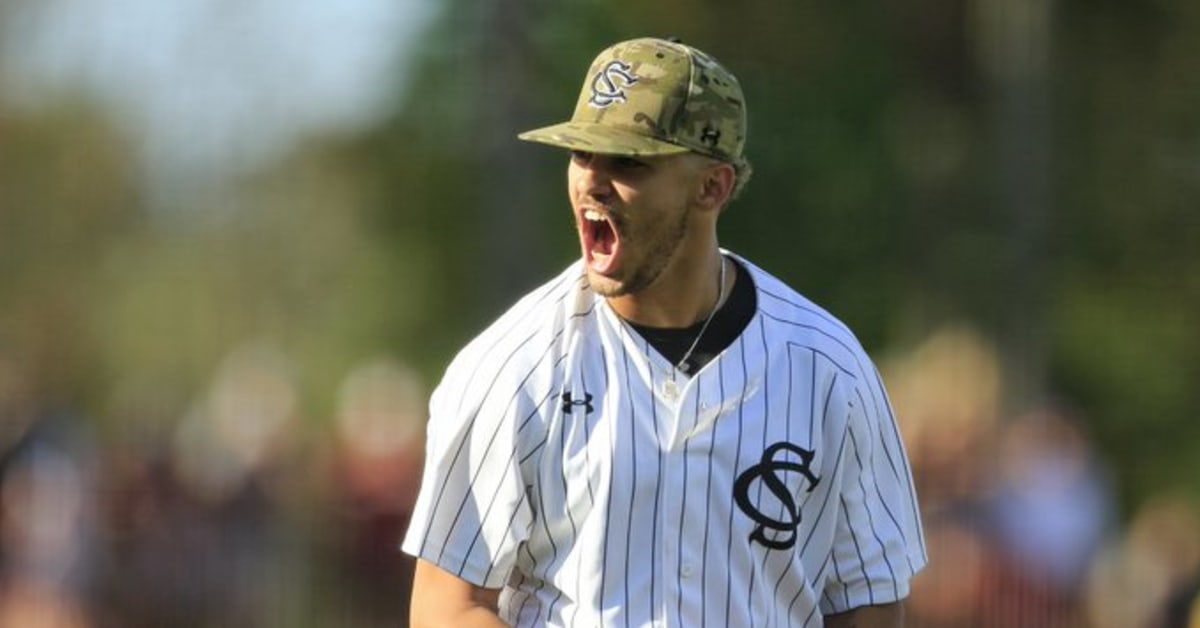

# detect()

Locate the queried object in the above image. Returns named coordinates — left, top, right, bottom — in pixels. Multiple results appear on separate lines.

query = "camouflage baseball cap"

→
left=518, top=37, right=747, bottom=164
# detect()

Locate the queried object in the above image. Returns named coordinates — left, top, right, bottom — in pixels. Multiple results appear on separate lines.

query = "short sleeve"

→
left=401, top=360, right=540, bottom=589
left=821, top=364, right=927, bottom=614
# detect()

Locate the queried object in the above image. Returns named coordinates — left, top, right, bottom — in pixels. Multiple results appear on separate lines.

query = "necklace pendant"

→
left=661, top=378, right=680, bottom=401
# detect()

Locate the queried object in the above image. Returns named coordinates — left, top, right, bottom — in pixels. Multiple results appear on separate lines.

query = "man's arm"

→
left=824, top=601, right=905, bottom=628
left=410, top=559, right=507, bottom=628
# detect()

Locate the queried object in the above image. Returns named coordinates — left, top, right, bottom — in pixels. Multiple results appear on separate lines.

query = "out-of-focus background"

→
left=1, top=0, right=1197, bottom=626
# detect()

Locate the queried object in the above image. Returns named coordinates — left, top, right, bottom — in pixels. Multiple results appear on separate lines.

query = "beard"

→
left=587, top=202, right=692, bottom=298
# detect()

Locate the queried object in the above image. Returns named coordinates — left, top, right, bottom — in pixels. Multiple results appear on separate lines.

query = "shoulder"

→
left=452, top=262, right=590, bottom=365
left=434, top=262, right=591, bottom=405
left=733, top=253, right=874, bottom=380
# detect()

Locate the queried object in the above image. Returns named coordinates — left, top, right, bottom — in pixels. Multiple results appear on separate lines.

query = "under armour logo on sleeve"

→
left=561, top=392, right=594, bottom=415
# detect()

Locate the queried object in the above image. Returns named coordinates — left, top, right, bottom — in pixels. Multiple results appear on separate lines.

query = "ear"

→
left=695, top=161, right=737, bottom=212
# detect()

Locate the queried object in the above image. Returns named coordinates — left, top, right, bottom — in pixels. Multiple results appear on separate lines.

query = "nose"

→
left=572, top=154, right=614, bottom=201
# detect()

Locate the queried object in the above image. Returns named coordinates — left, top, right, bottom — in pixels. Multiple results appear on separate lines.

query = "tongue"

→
left=588, top=221, right=619, bottom=273
left=594, top=222, right=615, bottom=255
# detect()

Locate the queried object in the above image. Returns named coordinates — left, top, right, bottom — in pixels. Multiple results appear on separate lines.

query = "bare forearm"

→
left=411, top=606, right=507, bottom=628
left=824, top=601, right=905, bottom=628
left=410, top=559, right=508, bottom=628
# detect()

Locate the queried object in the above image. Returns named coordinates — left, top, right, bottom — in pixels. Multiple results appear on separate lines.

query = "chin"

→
left=585, top=268, right=627, bottom=298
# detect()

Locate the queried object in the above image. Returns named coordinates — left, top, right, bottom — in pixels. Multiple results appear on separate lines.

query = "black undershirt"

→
left=627, top=257, right=757, bottom=377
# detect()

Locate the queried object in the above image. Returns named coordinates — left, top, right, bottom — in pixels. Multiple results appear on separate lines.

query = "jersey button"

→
left=681, top=564, right=694, bottom=578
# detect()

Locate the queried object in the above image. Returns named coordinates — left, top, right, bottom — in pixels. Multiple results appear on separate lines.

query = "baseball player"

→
left=402, top=37, right=927, bottom=627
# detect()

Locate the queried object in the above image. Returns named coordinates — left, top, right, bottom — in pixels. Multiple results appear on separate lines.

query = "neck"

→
left=607, top=247, right=731, bottom=328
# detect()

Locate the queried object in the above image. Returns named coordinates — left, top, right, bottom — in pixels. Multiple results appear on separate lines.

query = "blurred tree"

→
left=89, top=137, right=419, bottom=429
left=1050, top=0, right=1200, bottom=508
left=0, top=102, right=141, bottom=411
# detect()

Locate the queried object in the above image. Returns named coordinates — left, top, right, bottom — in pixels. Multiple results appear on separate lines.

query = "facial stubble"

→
left=585, top=201, right=692, bottom=299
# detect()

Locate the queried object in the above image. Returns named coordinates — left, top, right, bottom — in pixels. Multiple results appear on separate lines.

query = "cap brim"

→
left=518, top=121, right=691, bottom=157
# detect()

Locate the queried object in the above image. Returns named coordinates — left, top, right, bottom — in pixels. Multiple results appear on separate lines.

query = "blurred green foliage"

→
left=2, top=0, right=1198, bottom=512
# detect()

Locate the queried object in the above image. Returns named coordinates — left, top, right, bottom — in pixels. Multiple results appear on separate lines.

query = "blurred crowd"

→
left=0, top=345, right=424, bottom=628
left=1, top=327, right=1198, bottom=627
left=887, top=327, right=1200, bottom=628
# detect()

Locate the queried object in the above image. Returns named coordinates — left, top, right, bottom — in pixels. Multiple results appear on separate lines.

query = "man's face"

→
left=567, top=151, right=705, bottom=297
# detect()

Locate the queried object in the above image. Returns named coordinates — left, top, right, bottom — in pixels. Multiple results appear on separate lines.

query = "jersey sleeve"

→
left=401, top=353, right=542, bottom=589
left=820, top=362, right=927, bottom=614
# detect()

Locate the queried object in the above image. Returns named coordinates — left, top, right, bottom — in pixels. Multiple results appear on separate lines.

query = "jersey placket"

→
left=605, top=303, right=727, bottom=626
left=656, top=356, right=724, bottom=626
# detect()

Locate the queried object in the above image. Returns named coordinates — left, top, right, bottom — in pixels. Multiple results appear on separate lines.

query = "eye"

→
left=612, top=156, right=647, bottom=171
left=570, top=150, right=593, bottom=164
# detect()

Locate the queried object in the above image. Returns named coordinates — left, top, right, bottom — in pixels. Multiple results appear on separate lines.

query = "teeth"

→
left=583, top=210, right=605, bottom=222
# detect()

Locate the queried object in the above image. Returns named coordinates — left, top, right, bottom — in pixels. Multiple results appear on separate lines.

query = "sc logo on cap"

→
left=589, top=61, right=639, bottom=108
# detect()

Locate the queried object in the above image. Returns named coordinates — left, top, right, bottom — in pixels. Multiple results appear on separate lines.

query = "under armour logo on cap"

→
left=589, top=61, right=639, bottom=108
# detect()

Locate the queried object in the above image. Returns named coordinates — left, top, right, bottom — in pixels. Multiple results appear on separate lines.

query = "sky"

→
left=0, top=0, right=434, bottom=203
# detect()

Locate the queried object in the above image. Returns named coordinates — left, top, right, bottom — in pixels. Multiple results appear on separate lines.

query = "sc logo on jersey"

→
left=733, top=442, right=821, bottom=550
left=589, top=61, right=639, bottom=108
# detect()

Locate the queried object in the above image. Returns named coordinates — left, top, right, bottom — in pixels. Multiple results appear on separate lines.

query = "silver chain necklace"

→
left=662, top=255, right=726, bottom=400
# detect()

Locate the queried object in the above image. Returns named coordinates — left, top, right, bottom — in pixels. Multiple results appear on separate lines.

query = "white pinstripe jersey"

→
left=402, top=253, right=927, bottom=627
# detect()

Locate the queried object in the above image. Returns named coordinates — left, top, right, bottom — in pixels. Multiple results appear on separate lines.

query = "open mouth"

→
left=582, top=209, right=620, bottom=274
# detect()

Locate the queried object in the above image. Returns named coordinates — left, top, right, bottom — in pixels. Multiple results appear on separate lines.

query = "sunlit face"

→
left=568, top=151, right=704, bottom=297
